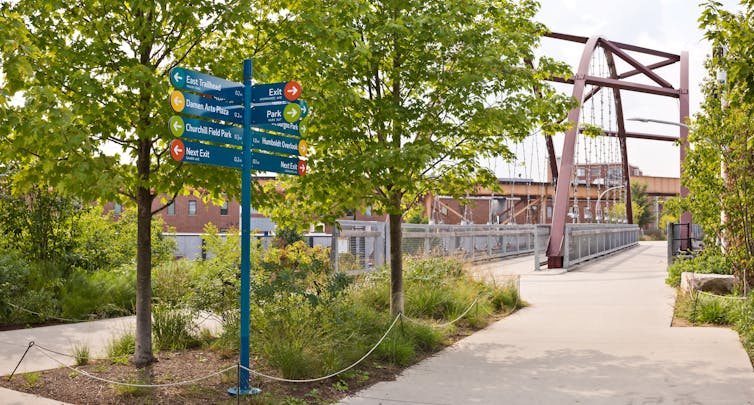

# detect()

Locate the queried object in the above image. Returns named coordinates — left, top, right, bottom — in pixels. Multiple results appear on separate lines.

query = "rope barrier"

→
left=3, top=301, right=94, bottom=323
left=34, top=345, right=236, bottom=388
left=402, top=297, right=480, bottom=329
left=695, top=290, right=749, bottom=301
left=239, top=314, right=402, bottom=383
left=9, top=282, right=522, bottom=387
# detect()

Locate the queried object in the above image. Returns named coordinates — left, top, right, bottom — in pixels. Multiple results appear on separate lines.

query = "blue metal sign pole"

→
left=229, top=59, right=258, bottom=396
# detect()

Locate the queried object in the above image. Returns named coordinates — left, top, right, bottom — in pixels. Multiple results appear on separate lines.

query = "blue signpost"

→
left=251, top=81, right=302, bottom=104
left=170, top=67, right=243, bottom=102
left=169, top=115, right=244, bottom=146
left=168, top=62, right=307, bottom=396
left=251, top=102, right=301, bottom=125
left=170, top=90, right=243, bottom=124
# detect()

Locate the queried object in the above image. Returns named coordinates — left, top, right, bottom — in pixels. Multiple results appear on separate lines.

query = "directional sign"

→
left=251, top=81, right=302, bottom=104
left=253, top=152, right=307, bottom=176
left=171, top=90, right=243, bottom=124
left=251, top=131, right=306, bottom=157
left=169, top=115, right=243, bottom=146
left=170, top=139, right=242, bottom=169
left=297, top=100, right=309, bottom=119
left=252, top=121, right=307, bottom=137
left=170, top=139, right=307, bottom=175
left=251, top=102, right=301, bottom=125
left=170, top=67, right=243, bottom=102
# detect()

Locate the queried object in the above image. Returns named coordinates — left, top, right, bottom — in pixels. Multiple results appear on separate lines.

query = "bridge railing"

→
left=563, top=224, right=640, bottom=268
left=331, top=221, right=542, bottom=272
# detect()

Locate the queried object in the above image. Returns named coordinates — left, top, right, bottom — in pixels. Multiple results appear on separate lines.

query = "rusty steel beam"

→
left=550, top=75, right=681, bottom=98
left=601, top=40, right=675, bottom=89
left=546, top=36, right=601, bottom=268
left=545, top=32, right=680, bottom=60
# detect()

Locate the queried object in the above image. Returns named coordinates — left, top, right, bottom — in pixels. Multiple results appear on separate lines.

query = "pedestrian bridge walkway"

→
left=342, top=242, right=754, bottom=404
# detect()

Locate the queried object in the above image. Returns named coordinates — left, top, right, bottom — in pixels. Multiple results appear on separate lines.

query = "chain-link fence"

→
left=331, top=221, right=544, bottom=272
left=563, top=224, right=639, bottom=268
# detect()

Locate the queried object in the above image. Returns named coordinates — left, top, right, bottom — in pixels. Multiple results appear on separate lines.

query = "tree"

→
left=691, top=1, right=754, bottom=288
left=262, top=0, right=572, bottom=315
left=630, top=182, right=652, bottom=229
left=0, top=0, right=288, bottom=365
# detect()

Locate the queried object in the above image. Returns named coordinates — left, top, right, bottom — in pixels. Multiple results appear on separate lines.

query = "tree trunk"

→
left=133, top=141, right=154, bottom=367
left=389, top=212, right=404, bottom=316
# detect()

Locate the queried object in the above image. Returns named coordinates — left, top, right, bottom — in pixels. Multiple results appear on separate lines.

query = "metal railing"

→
left=563, top=224, right=639, bottom=268
left=331, top=221, right=543, bottom=272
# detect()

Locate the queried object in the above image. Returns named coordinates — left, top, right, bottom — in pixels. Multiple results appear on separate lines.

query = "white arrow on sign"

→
left=286, top=87, right=299, bottom=97
left=285, top=108, right=297, bottom=118
left=172, top=120, right=182, bottom=131
left=173, top=94, right=184, bottom=107
left=173, top=144, right=183, bottom=154
left=173, top=71, right=183, bottom=82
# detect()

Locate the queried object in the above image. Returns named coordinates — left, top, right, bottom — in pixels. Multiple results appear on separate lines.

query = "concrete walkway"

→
left=342, top=242, right=754, bottom=404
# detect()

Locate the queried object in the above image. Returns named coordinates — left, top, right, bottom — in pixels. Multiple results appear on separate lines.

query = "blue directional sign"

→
left=251, top=131, right=306, bottom=157
left=252, top=121, right=306, bottom=137
left=252, top=81, right=302, bottom=104
left=251, top=102, right=301, bottom=125
left=170, top=139, right=242, bottom=169
left=253, top=152, right=307, bottom=176
left=170, top=139, right=307, bottom=175
left=169, top=115, right=243, bottom=146
left=170, top=67, right=243, bottom=102
left=171, top=90, right=243, bottom=124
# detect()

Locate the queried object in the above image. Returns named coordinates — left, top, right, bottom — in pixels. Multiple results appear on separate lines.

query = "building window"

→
left=576, top=168, right=586, bottom=177
left=167, top=202, right=176, bottom=216
left=590, top=167, right=601, bottom=177
left=220, top=200, right=228, bottom=216
left=113, top=203, right=122, bottom=215
left=546, top=206, right=553, bottom=219
left=188, top=200, right=197, bottom=216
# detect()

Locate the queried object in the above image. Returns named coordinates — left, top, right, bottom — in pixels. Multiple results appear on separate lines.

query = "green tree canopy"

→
left=0, top=0, right=290, bottom=365
left=261, top=0, right=573, bottom=314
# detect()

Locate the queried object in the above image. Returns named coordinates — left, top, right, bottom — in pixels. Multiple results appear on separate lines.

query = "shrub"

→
left=60, top=266, right=135, bottom=320
left=152, top=260, right=194, bottom=306
left=0, top=254, right=30, bottom=322
left=666, top=253, right=730, bottom=287
left=152, top=304, right=199, bottom=351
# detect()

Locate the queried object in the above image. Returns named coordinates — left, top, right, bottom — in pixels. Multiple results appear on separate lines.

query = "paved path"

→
left=342, top=242, right=754, bottom=404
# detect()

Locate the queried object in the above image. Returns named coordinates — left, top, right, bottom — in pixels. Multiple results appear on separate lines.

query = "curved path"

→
left=341, top=242, right=754, bottom=404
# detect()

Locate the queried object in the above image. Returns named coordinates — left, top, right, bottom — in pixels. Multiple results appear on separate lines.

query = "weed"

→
left=106, top=331, right=135, bottom=365
left=23, top=372, right=41, bottom=388
left=71, top=342, right=90, bottom=366
left=375, top=332, right=415, bottom=366
left=333, top=379, right=349, bottom=392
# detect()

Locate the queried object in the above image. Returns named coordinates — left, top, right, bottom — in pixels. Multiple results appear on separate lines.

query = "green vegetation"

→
left=0, top=194, right=173, bottom=325
left=72, top=342, right=90, bottom=366
left=106, top=331, right=136, bottom=365
left=666, top=253, right=731, bottom=288
left=150, top=234, right=523, bottom=381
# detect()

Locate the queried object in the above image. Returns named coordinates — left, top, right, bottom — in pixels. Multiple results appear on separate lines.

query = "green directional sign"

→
left=169, top=115, right=243, bottom=146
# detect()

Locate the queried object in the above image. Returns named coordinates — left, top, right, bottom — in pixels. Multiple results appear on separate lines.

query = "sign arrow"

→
left=170, top=91, right=185, bottom=112
left=170, top=139, right=186, bottom=162
left=173, top=70, right=183, bottom=83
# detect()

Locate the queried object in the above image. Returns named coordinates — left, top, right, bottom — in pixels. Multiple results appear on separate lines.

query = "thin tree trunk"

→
left=389, top=212, right=403, bottom=316
left=133, top=140, right=154, bottom=367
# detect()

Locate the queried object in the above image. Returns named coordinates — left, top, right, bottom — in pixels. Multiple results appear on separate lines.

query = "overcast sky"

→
left=489, top=0, right=744, bottom=180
